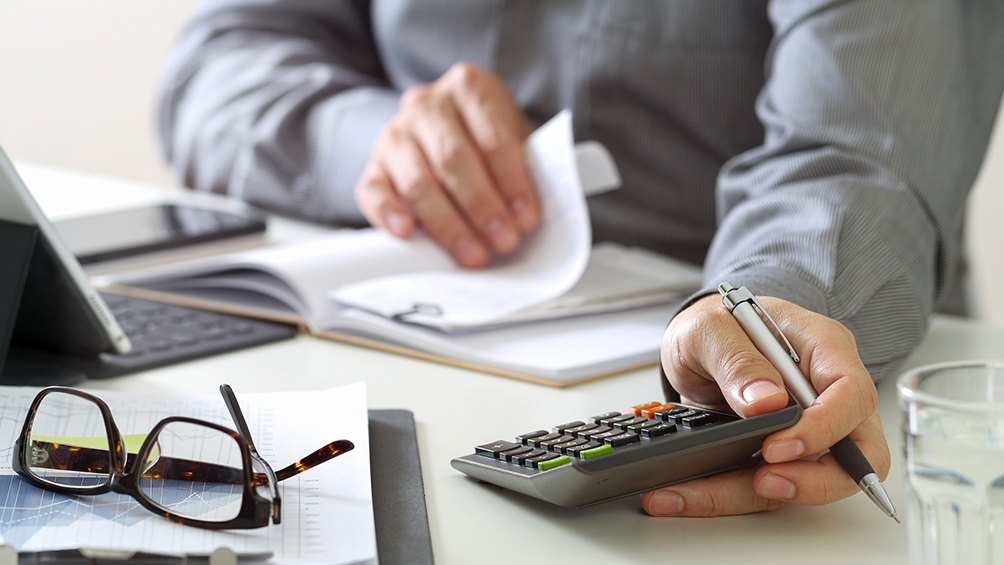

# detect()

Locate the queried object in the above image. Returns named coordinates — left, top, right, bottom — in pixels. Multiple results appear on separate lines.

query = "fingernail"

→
left=385, top=211, right=412, bottom=236
left=649, top=491, right=686, bottom=515
left=758, top=474, right=796, bottom=500
left=763, top=438, right=806, bottom=463
left=485, top=217, right=518, bottom=253
left=741, top=380, right=784, bottom=405
left=453, top=234, right=487, bottom=267
left=510, top=198, right=537, bottom=232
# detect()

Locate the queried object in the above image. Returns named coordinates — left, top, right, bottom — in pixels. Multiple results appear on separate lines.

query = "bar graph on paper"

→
left=0, top=385, right=376, bottom=565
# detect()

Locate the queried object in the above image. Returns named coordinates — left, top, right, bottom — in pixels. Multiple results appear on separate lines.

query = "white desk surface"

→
left=17, top=164, right=1004, bottom=564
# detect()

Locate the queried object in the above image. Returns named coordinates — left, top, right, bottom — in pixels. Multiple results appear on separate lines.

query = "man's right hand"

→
left=354, top=63, right=540, bottom=268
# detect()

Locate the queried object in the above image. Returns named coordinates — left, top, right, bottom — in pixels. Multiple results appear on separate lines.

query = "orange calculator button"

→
left=630, top=401, right=662, bottom=416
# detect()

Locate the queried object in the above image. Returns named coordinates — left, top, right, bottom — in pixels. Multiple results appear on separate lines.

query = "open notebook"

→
left=103, top=112, right=702, bottom=386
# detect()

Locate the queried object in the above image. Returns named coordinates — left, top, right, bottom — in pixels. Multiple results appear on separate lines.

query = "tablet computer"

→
left=0, top=145, right=131, bottom=358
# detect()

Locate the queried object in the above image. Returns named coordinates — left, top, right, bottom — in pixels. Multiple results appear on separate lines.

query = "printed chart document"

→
left=102, top=111, right=702, bottom=386
left=0, top=383, right=376, bottom=565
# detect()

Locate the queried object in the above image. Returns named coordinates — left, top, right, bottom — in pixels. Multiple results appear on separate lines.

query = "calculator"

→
left=451, top=401, right=801, bottom=508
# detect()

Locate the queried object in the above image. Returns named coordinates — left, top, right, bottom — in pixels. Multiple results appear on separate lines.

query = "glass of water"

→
left=897, top=360, right=1004, bottom=564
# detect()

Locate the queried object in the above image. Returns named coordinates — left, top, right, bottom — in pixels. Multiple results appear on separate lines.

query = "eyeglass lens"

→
left=25, top=392, right=261, bottom=523
left=26, top=392, right=111, bottom=489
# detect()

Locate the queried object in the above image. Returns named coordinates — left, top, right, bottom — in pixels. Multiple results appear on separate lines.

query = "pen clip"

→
left=718, top=282, right=800, bottom=364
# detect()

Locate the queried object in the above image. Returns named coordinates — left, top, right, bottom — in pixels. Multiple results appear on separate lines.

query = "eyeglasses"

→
left=12, top=384, right=353, bottom=530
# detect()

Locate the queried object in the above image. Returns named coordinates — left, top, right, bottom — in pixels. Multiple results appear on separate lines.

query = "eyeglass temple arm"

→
left=220, top=384, right=355, bottom=482
left=220, top=384, right=258, bottom=452
left=274, top=439, right=355, bottom=482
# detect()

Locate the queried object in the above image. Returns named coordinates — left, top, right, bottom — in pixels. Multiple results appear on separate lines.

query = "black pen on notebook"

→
left=717, top=282, right=899, bottom=523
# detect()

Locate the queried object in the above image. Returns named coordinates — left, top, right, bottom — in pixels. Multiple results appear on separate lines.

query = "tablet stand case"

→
left=0, top=220, right=92, bottom=385
left=369, top=409, right=435, bottom=565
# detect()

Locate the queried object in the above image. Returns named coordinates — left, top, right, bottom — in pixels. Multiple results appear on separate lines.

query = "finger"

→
left=404, top=85, right=522, bottom=256
left=662, top=294, right=790, bottom=417
left=444, top=64, right=539, bottom=232
left=756, top=301, right=880, bottom=459
left=354, top=165, right=416, bottom=238
left=755, top=415, right=891, bottom=505
left=640, top=467, right=786, bottom=517
left=374, top=121, right=489, bottom=268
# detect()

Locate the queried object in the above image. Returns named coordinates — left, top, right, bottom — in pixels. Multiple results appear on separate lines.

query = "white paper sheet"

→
left=0, top=383, right=376, bottom=565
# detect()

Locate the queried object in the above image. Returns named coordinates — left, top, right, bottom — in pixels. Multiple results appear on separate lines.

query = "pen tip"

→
left=891, top=512, right=901, bottom=524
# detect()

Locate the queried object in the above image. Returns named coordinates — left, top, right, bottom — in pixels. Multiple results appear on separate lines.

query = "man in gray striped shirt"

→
left=159, top=1, right=1004, bottom=516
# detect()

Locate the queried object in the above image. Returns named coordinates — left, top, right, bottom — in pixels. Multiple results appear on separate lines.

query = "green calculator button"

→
left=537, top=455, right=571, bottom=471
left=580, top=444, right=613, bottom=459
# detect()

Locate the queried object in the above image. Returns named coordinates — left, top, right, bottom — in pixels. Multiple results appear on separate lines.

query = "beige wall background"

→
left=3, top=2, right=1004, bottom=326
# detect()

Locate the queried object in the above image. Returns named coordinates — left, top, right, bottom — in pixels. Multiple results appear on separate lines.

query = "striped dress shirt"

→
left=158, top=0, right=1004, bottom=380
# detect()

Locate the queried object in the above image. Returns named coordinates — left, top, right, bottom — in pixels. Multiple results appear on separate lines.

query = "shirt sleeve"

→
left=702, top=0, right=1004, bottom=380
left=157, top=0, right=396, bottom=225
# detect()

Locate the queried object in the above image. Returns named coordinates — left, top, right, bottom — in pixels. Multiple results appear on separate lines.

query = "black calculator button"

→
left=516, top=430, right=548, bottom=445
left=557, top=437, right=591, bottom=454
left=566, top=441, right=602, bottom=457
left=552, top=421, right=585, bottom=433
left=602, top=414, right=638, bottom=427
left=615, top=417, right=650, bottom=431
left=667, top=409, right=701, bottom=424
left=563, top=422, right=600, bottom=437
left=605, top=432, right=641, bottom=447
left=589, top=411, right=621, bottom=423
left=527, top=432, right=563, bottom=447
left=641, top=422, right=677, bottom=438
left=658, top=406, right=692, bottom=422
left=500, top=445, right=535, bottom=462
left=591, top=429, right=626, bottom=443
left=511, top=449, right=547, bottom=464
left=524, top=452, right=562, bottom=469
left=579, top=425, right=613, bottom=440
left=626, top=419, right=665, bottom=433
left=538, top=435, right=576, bottom=451
left=680, top=413, right=718, bottom=428
left=475, top=440, right=522, bottom=458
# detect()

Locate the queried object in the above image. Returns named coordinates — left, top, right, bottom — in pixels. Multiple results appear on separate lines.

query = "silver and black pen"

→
left=718, top=282, right=899, bottom=522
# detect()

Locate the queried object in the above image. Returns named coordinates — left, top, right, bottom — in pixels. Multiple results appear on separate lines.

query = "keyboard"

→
left=452, top=401, right=801, bottom=508
left=4, top=293, right=297, bottom=384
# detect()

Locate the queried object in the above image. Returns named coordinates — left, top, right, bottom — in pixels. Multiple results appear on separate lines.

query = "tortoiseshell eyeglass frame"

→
left=12, top=385, right=354, bottom=530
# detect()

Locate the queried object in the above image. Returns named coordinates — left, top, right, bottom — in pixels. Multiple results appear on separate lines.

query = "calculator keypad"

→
left=473, top=402, right=738, bottom=470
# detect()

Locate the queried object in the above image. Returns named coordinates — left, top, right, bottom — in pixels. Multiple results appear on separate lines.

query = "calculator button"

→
left=641, top=422, right=677, bottom=438
left=524, top=452, right=562, bottom=469
left=680, top=413, right=719, bottom=428
left=603, top=414, right=639, bottom=427
left=563, top=422, right=600, bottom=437
left=604, top=432, right=641, bottom=447
left=553, top=421, right=585, bottom=433
left=657, top=406, right=692, bottom=422
left=475, top=440, right=521, bottom=458
left=590, top=429, right=626, bottom=444
left=527, top=432, right=563, bottom=447
left=537, top=455, right=571, bottom=471
left=666, top=409, right=701, bottom=424
left=631, top=401, right=663, bottom=416
left=626, top=419, right=665, bottom=433
left=499, top=445, right=535, bottom=462
left=565, top=441, right=602, bottom=457
left=589, top=411, right=621, bottom=423
left=516, top=430, right=548, bottom=445
left=613, top=416, right=649, bottom=430
left=538, top=435, right=576, bottom=451
left=579, top=444, right=614, bottom=460
left=557, top=437, right=591, bottom=454
left=642, top=403, right=678, bottom=419
left=578, top=425, right=613, bottom=440
left=511, top=449, right=547, bottom=464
